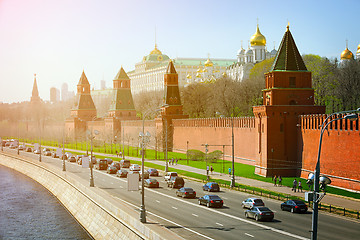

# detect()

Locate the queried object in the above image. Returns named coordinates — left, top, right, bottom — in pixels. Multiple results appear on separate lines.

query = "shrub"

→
left=187, top=149, right=205, bottom=161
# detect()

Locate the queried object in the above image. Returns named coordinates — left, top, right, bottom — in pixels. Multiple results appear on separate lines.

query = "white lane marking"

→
left=245, top=233, right=254, bottom=238
left=215, top=222, right=223, bottom=226
left=222, top=197, right=228, bottom=199
left=114, top=196, right=215, bottom=240
left=172, top=206, right=178, bottom=210
left=119, top=186, right=124, bottom=189
left=156, top=200, right=160, bottom=203
left=85, top=165, right=308, bottom=240
left=192, top=214, right=198, bottom=217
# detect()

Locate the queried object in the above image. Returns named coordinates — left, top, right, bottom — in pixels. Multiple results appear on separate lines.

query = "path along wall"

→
left=172, top=117, right=258, bottom=164
left=299, top=114, right=360, bottom=191
left=0, top=152, right=182, bottom=240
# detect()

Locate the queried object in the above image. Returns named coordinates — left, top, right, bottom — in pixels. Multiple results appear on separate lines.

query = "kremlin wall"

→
left=24, top=25, right=360, bottom=192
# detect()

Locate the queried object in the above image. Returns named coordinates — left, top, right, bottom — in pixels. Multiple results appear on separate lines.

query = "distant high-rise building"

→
left=61, top=82, right=75, bottom=101
left=50, top=87, right=60, bottom=103
left=100, top=80, right=106, bottom=90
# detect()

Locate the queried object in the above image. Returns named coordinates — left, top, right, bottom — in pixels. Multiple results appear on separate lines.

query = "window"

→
left=280, top=123, right=284, bottom=132
left=289, top=77, right=296, bottom=88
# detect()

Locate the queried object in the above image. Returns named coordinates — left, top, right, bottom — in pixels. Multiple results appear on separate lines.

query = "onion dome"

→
left=357, top=44, right=360, bottom=54
left=197, top=66, right=203, bottom=73
left=341, top=48, right=354, bottom=60
left=203, top=68, right=208, bottom=72
left=186, top=74, right=192, bottom=79
left=246, top=48, right=253, bottom=55
left=237, top=48, right=245, bottom=55
left=150, top=44, right=162, bottom=55
left=196, top=73, right=202, bottom=78
left=222, top=72, right=227, bottom=77
left=204, top=58, right=214, bottom=67
left=250, top=24, right=266, bottom=46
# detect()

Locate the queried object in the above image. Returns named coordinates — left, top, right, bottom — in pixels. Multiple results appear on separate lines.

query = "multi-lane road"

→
left=4, top=148, right=360, bottom=240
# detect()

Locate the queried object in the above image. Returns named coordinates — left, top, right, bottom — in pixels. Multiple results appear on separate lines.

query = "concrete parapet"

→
left=0, top=152, right=183, bottom=240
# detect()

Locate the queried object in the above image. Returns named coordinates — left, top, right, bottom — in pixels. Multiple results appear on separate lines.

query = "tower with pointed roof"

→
left=158, top=60, right=188, bottom=151
left=107, top=67, right=137, bottom=120
left=70, top=70, right=97, bottom=121
left=31, top=74, right=42, bottom=104
left=252, top=25, right=325, bottom=177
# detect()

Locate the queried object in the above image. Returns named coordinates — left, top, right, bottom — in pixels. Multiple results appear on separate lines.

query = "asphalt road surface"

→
left=5, top=148, right=360, bottom=240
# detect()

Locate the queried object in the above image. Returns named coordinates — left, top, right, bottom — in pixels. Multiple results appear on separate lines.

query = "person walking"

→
left=278, top=176, right=282, bottom=186
left=228, top=167, right=231, bottom=177
left=292, top=179, right=297, bottom=192
left=298, top=181, right=303, bottom=192
left=210, top=165, right=214, bottom=175
left=273, top=175, right=277, bottom=186
left=206, top=165, right=209, bottom=176
left=175, top=158, right=178, bottom=165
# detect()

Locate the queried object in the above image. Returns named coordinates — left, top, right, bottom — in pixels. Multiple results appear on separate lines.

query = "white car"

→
left=129, top=164, right=140, bottom=171
left=164, top=172, right=178, bottom=181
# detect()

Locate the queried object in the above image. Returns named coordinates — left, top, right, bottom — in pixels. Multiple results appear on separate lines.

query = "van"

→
left=164, top=172, right=178, bottom=181
left=120, top=159, right=130, bottom=168
left=167, top=176, right=185, bottom=189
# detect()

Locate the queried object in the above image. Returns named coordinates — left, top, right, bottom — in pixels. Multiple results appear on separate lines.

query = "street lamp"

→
left=39, top=121, right=42, bottom=162
left=89, top=129, right=99, bottom=187
left=311, top=109, right=359, bottom=240
left=62, top=129, right=66, bottom=171
left=139, top=130, right=151, bottom=223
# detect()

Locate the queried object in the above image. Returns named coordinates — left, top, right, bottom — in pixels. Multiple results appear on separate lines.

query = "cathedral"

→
left=339, top=41, right=360, bottom=65
left=226, top=24, right=277, bottom=81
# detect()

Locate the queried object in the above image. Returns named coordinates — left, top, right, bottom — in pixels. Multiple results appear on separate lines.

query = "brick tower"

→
left=253, top=25, right=325, bottom=177
left=158, top=60, right=188, bottom=151
left=70, top=70, right=97, bottom=121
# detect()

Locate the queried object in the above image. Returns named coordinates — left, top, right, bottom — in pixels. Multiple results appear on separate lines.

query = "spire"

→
left=270, top=25, right=307, bottom=71
left=166, top=60, right=177, bottom=74
left=78, top=70, right=90, bottom=85
left=114, top=66, right=130, bottom=80
left=32, top=74, right=39, bottom=98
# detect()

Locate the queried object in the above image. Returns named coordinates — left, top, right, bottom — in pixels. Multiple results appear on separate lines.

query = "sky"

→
left=0, top=0, right=359, bottom=103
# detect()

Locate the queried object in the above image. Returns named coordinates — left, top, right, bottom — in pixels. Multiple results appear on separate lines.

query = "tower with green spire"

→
left=253, top=24, right=325, bottom=177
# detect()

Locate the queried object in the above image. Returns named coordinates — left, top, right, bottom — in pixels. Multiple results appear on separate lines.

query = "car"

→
left=5, top=141, right=11, bottom=147
left=129, top=164, right=140, bottom=171
left=198, top=195, right=223, bottom=208
left=33, top=149, right=41, bottom=154
left=43, top=148, right=51, bottom=152
left=176, top=187, right=196, bottom=198
left=65, top=152, right=72, bottom=159
left=76, top=155, right=84, bottom=164
left=139, top=171, right=150, bottom=180
left=111, top=162, right=121, bottom=170
left=167, top=176, right=185, bottom=189
left=18, top=145, right=26, bottom=151
left=245, top=207, right=274, bottom=221
left=116, top=169, right=128, bottom=178
left=107, top=165, right=117, bottom=174
left=242, top=198, right=265, bottom=209
left=96, top=159, right=108, bottom=170
left=91, top=156, right=97, bottom=165
left=281, top=200, right=308, bottom=213
left=120, top=159, right=130, bottom=168
left=203, top=182, right=220, bottom=192
left=44, top=149, right=52, bottom=156
left=9, top=144, right=16, bottom=149
left=68, top=156, right=76, bottom=162
left=164, top=172, right=178, bottom=181
left=105, top=158, right=113, bottom=165
left=147, top=168, right=159, bottom=176
left=52, top=151, right=59, bottom=158
left=26, top=147, right=33, bottom=152
left=144, top=179, right=159, bottom=188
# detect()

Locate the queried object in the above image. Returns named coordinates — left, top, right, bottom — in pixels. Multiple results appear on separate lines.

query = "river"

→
left=0, top=164, right=92, bottom=240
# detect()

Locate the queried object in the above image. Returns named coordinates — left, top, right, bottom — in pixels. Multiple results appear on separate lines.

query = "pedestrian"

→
left=210, top=165, right=214, bottom=175
left=206, top=165, right=209, bottom=176
left=119, top=151, right=122, bottom=158
left=175, top=158, right=178, bottom=165
left=171, top=158, right=174, bottom=165
left=115, top=151, right=118, bottom=157
left=298, top=181, right=303, bottom=192
left=278, top=176, right=282, bottom=186
left=228, top=167, right=231, bottom=177
left=292, top=178, right=297, bottom=192
left=169, top=159, right=171, bottom=165
left=274, top=175, right=277, bottom=186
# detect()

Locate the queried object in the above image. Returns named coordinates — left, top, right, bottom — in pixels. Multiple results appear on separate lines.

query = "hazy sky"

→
left=0, top=0, right=359, bottom=103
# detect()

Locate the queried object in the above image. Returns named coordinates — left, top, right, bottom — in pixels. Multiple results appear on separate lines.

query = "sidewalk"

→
left=50, top=146, right=360, bottom=211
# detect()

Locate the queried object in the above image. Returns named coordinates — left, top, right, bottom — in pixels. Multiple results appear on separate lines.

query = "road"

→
left=4, top=148, right=360, bottom=240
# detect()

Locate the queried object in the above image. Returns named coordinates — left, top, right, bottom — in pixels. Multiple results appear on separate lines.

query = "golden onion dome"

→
left=341, top=48, right=354, bottom=60
left=150, top=44, right=162, bottom=55
left=250, top=24, right=266, bottom=46
left=197, top=67, right=203, bottom=73
left=358, top=44, right=360, bottom=50
left=204, top=58, right=214, bottom=67
left=196, top=73, right=202, bottom=78
left=357, top=44, right=360, bottom=53
left=186, top=74, right=192, bottom=79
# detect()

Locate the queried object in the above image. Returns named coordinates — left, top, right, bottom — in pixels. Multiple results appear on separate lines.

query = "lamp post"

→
left=39, top=121, right=42, bottom=162
left=311, top=109, right=359, bottom=240
left=89, top=129, right=99, bottom=187
left=62, top=129, right=66, bottom=171
left=164, top=117, right=169, bottom=173
left=186, top=140, right=189, bottom=165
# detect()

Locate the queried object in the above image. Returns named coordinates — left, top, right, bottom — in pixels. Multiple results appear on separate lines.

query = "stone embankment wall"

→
left=0, top=152, right=183, bottom=240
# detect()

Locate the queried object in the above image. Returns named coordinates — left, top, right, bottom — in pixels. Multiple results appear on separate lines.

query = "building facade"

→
left=226, top=24, right=277, bottom=81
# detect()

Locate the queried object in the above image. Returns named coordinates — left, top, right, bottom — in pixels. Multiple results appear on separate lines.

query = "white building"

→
left=226, top=24, right=277, bottom=81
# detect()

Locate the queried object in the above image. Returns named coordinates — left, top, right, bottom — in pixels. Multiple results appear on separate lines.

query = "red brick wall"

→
left=299, top=114, right=360, bottom=191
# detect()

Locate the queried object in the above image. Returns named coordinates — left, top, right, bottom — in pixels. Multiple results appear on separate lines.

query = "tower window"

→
left=289, top=77, right=296, bottom=87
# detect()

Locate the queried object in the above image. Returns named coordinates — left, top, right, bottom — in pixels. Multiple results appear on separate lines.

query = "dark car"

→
left=139, top=171, right=150, bottom=180
left=245, top=207, right=274, bottom=221
left=107, top=165, right=117, bottom=174
left=176, top=187, right=196, bottom=198
left=96, top=159, right=108, bottom=170
left=68, top=155, right=76, bottom=162
left=198, top=195, right=223, bottom=208
left=147, top=168, right=159, bottom=176
left=90, top=156, right=97, bottom=165
left=144, top=179, right=159, bottom=188
left=105, top=158, right=113, bottom=165
left=281, top=200, right=308, bottom=213
left=167, top=176, right=185, bottom=189
left=18, top=145, right=25, bottom=151
left=26, top=147, right=33, bottom=152
left=120, top=159, right=130, bottom=168
left=111, top=162, right=121, bottom=170
left=44, top=149, right=52, bottom=156
left=203, top=182, right=220, bottom=192
left=116, top=169, right=128, bottom=178
left=242, top=198, right=265, bottom=209
left=76, top=155, right=84, bottom=164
